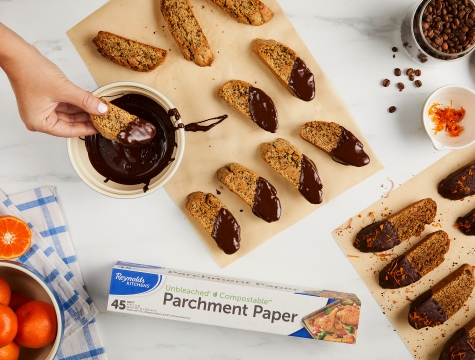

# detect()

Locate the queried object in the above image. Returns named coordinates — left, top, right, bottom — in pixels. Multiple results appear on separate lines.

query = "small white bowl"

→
left=0, top=261, right=64, bottom=360
left=422, top=85, right=475, bottom=150
left=67, top=81, right=185, bottom=199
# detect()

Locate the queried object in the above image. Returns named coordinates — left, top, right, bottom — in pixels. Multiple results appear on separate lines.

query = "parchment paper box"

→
left=107, top=261, right=361, bottom=344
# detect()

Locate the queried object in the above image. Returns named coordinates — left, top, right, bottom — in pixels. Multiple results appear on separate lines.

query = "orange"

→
left=0, top=216, right=32, bottom=259
left=15, top=301, right=57, bottom=349
left=0, top=304, right=17, bottom=348
left=9, top=292, right=31, bottom=312
left=0, top=275, right=11, bottom=306
left=0, top=341, right=20, bottom=360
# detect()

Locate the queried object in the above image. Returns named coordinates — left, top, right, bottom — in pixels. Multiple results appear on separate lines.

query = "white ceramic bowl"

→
left=68, top=81, right=185, bottom=198
left=0, top=261, right=64, bottom=360
left=422, top=85, right=475, bottom=150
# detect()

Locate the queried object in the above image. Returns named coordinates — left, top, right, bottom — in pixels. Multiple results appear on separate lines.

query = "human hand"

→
left=0, top=24, right=107, bottom=137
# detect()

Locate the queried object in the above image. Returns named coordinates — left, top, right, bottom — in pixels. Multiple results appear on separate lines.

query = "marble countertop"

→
left=2, top=0, right=474, bottom=359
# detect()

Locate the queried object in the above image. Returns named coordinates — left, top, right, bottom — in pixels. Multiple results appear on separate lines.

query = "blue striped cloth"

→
left=0, top=187, right=107, bottom=360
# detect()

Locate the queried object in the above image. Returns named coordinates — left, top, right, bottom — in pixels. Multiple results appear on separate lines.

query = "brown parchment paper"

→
left=67, top=0, right=383, bottom=268
left=332, top=143, right=475, bottom=359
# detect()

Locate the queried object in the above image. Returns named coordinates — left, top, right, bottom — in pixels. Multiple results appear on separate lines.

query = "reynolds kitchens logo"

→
left=115, top=273, right=148, bottom=288
left=110, top=269, right=163, bottom=296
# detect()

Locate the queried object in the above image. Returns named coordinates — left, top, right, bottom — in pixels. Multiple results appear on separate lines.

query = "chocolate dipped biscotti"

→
left=161, top=0, right=214, bottom=66
left=299, top=121, right=370, bottom=167
left=186, top=192, right=240, bottom=254
left=218, top=80, right=278, bottom=133
left=217, top=163, right=281, bottom=223
left=353, top=198, right=437, bottom=253
left=438, top=161, right=475, bottom=200
left=252, top=39, right=315, bottom=102
left=209, top=0, right=274, bottom=25
left=92, top=31, right=167, bottom=72
left=379, top=230, right=450, bottom=289
left=439, top=316, right=475, bottom=360
left=259, top=138, right=323, bottom=204
left=408, top=264, right=475, bottom=329
left=456, top=208, right=475, bottom=235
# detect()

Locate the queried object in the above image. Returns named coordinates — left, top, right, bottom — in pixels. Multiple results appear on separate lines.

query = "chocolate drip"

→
left=409, top=289, right=447, bottom=329
left=211, top=208, right=241, bottom=255
left=252, top=177, right=281, bottom=223
left=379, top=256, right=422, bottom=289
left=456, top=208, right=475, bottom=235
left=438, top=162, right=475, bottom=200
left=298, top=155, right=323, bottom=204
left=288, top=57, right=315, bottom=102
left=183, top=115, right=228, bottom=132
left=248, top=87, right=278, bottom=133
left=168, top=108, right=181, bottom=121
left=354, top=220, right=400, bottom=252
left=330, top=127, right=370, bottom=167
left=85, top=94, right=176, bottom=192
left=439, top=330, right=475, bottom=360
left=117, top=118, right=157, bottom=146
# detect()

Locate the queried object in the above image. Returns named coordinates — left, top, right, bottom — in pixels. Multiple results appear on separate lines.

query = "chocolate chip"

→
left=397, top=82, right=405, bottom=91
left=415, top=80, right=423, bottom=87
left=409, top=74, right=415, bottom=81
left=406, top=68, right=414, bottom=76
left=415, top=69, right=422, bottom=76
left=216, top=189, right=221, bottom=195
left=389, top=106, right=397, bottom=113
left=392, top=46, right=398, bottom=52
left=382, top=79, right=391, bottom=87
left=395, top=68, right=402, bottom=76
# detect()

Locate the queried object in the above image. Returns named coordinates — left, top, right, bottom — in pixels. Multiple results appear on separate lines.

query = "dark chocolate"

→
left=288, top=57, right=315, bottom=102
left=438, top=162, right=475, bottom=200
left=168, top=108, right=181, bottom=121
left=330, top=127, right=370, bottom=167
left=117, top=118, right=157, bottom=146
left=183, top=115, right=228, bottom=132
left=408, top=288, right=447, bottom=329
left=85, top=94, right=175, bottom=192
left=298, top=155, right=323, bottom=204
left=248, top=87, right=278, bottom=133
left=379, top=256, right=422, bottom=289
left=252, top=177, right=281, bottom=223
left=456, top=208, right=475, bottom=236
left=353, top=220, right=400, bottom=253
left=439, top=329, right=475, bottom=360
left=211, top=208, right=241, bottom=255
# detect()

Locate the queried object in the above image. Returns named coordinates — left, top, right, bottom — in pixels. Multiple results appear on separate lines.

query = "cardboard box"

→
left=107, top=261, right=361, bottom=343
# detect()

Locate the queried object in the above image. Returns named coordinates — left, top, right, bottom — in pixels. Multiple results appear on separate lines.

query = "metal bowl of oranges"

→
left=0, top=260, right=64, bottom=360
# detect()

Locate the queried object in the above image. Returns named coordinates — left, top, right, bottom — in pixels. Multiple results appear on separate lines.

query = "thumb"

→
left=62, top=83, right=108, bottom=115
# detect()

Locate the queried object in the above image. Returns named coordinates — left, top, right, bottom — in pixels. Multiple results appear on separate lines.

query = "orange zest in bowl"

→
left=428, top=102, right=465, bottom=137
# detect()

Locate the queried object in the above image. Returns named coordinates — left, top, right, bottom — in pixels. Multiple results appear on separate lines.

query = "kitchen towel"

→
left=0, top=187, right=106, bottom=360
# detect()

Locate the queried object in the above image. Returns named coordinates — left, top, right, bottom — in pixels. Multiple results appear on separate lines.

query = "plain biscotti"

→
left=90, top=99, right=137, bottom=141
left=185, top=192, right=240, bottom=254
left=218, top=80, right=278, bottom=133
left=408, top=264, right=475, bottom=329
left=299, top=121, right=370, bottom=167
left=379, top=230, right=450, bottom=289
left=252, top=39, right=315, bottom=101
left=217, top=163, right=281, bottom=223
left=209, top=0, right=274, bottom=25
left=92, top=31, right=167, bottom=72
left=259, top=138, right=323, bottom=204
left=161, top=0, right=214, bottom=67
left=353, top=198, right=437, bottom=253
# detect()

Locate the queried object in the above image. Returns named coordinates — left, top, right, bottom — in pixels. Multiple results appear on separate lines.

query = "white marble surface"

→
left=1, top=0, right=475, bottom=359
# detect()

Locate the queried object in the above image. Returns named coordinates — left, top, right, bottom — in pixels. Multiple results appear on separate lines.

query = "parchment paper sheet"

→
left=333, top=143, right=475, bottom=359
left=67, top=0, right=383, bottom=268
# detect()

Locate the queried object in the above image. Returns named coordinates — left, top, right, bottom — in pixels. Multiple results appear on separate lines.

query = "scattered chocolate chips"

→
left=395, top=68, right=402, bottom=76
left=409, top=74, right=415, bottom=81
left=382, top=79, right=391, bottom=87
left=392, top=47, right=398, bottom=52
left=389, top=106, right=397, bottom=113
left=406, top=68, right=414, bottom=76
left=415, top=80, right=422, bottom=88
left=397, top=82, right=405, bottom=91
left=216, top=189, right=221, bottom=195
left=415, top=69, right=422, bottom=76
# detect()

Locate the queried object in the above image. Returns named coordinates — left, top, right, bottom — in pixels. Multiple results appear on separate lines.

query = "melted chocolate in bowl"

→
left=85, top=94, right=176, bottom=192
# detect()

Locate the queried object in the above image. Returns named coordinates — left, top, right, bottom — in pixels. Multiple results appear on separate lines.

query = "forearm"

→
left=0, top=23, right=35, bottom=74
